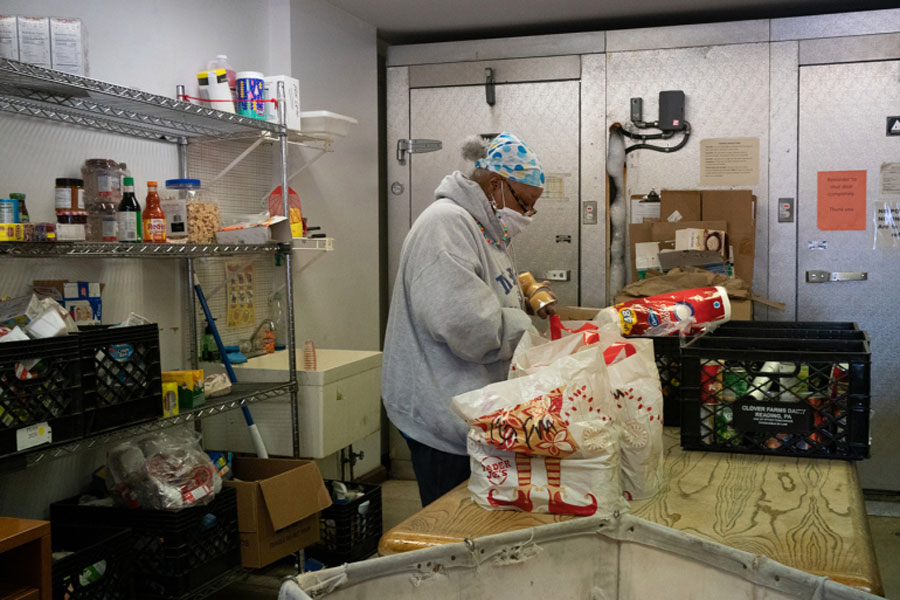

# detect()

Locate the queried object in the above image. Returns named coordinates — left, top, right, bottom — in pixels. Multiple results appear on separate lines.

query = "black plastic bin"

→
left=0, top=335, right=83, bottom=459
left=52, top=524, right=134, bottom=600
left=680, top=334, right=870, bottom=460
left=306, top=481, right=382, bottom=566
left=79, top=324, right=162, bottom=436
left=51, top=487, right=240, bottom=599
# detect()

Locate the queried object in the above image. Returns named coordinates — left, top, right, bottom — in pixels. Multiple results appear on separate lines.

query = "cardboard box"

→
left=215, top=215, right=291, bottom=245
left=629, top=220, right=727, bottom=283
left=49, top=17, right=85, bottom=76
left=162, top=370, right=205, bottom=409
left=702, top=190, right=756, bottom=287
left=264, top=75, right=302, bottom=131
left=0, top=15, right=18, bottom=60
left=32, top=280, right=102, bottom=325
left=226, top=458, right=332, bottom=569
left=660, top=190, right=701, bottom=222
left=16, top=16, right=50, bottom=68
left=0, top=223, right=24, bottom=242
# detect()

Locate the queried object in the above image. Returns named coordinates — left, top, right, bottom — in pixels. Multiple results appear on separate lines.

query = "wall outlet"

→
left=583, top=200, right=598, bottom=225
left=545, top=270, right=570, bottom=281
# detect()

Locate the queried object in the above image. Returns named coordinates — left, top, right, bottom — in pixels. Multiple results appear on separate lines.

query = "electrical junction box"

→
left=658, top=90, right=685, bottom=132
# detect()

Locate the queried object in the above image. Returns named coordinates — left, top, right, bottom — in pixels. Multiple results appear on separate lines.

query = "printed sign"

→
left=817, top=170, right=867, bottom=231
left=16, top=421, right=52, bottom=451
left=700, top=137, right=760, bottom=186
left=733, top=401, right=812, bottom=434
left=874, top=163, right=900, bottom=249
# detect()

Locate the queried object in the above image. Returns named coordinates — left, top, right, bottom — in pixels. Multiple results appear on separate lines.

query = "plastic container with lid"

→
left=81, top=159, right=121, bottom=242
left=207, top=54, right=236, bottom=92
left=162, top=179, right=202, bottom=240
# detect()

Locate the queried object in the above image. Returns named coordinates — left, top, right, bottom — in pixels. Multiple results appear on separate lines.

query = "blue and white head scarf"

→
left=475, top=132, right=545, bottom=189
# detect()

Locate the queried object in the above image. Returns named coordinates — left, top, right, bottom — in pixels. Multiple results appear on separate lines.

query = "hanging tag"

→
left=17, top=421, right=52, bottom=451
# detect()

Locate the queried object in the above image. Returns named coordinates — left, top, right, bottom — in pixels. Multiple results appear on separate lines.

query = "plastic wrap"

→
left=106, top=429, right=222, bottom=511
left=596, top=286, right=731, bottom=337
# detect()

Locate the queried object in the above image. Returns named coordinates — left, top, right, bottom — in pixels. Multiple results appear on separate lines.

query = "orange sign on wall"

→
left=817, top=170, right=867, bottom=231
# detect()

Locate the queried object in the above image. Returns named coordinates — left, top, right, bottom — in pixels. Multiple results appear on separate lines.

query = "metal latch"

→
left=806, top=270, right=868, bottom=283
left=397, top=139, right=442, bottom=164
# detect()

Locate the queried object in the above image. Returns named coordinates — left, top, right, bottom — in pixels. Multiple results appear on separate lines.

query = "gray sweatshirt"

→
left=382, top=171, right=534, bottom=456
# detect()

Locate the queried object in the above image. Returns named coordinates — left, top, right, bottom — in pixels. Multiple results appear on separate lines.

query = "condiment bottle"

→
left=9, top=193, right=28, bottom=223
left=142, top=181, right=166, bottom=243
left=117, top=177, right=142, bottom=242
left=517, top=272, right=557, bottom=314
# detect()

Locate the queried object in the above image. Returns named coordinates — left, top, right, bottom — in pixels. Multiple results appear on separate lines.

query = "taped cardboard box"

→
left=225, top=457, right=332, bottom=568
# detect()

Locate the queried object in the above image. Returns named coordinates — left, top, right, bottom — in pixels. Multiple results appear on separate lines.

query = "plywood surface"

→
left=379, top=428, right=882, bottom=595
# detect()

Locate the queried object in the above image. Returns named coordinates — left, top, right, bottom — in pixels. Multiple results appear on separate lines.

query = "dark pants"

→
left=405, top=436, right=470, bottom=507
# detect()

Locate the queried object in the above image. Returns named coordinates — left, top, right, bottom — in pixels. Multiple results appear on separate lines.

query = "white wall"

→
left=0, top=0, right=380, bottom=518
left=287, top=0, right=380, bottom=351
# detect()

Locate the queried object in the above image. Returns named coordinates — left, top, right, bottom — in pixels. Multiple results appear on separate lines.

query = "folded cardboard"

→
left=660, top=190, right=701, bottom=222
left=215, top=215, right=291, bottom=245
left=629, top=220, right=727, bottom=283
left=225, top=457, right=332, bottom=569
left=657, top=250, right=726, bottom=273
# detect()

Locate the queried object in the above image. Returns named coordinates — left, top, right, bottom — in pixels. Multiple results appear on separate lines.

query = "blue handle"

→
left=193, top=276, right=237, bottom=384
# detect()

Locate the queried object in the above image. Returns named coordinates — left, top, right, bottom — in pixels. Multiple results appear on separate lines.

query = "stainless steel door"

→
left=798, top=60, right=900, bottom=490
left=408, top=81, right=582, bottom=305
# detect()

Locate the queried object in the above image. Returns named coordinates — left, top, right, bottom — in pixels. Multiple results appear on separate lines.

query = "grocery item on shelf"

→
left=162, top=179, right=202, bottom=240
left=0, top=198, right=18, bottom=223
left=214, top=214, right=291, bottom=244
left=82, top=159, right=121, bottom=242
left=16, top=16, right=51, bottom=68
left=0, top=16, right=17, bottom=61
left=197, top=69, right=236, bottom=114
left=263, top=75, right=301, bottom=130
left=268, top=186, right=304, bottom=237
left=22, top=222, right=56, bottom=241
left=162, top=370, right=206, bottom=410
left=162, top=381, right=179, bottom=417
left=207, top=54, right=237, bottom=100
left=186, top=199, right=221, bottom=243
left=142, top=181, right=166, bottom=243
left=236, top=71, right=265, bottom=119
left=117, top=177, right=142, bottom=242
left=0, top=224, right=23, bottom=241
left=9, top=193, right=28, bottom=223
left=55, top=178, right=84, bottom=216
left=49, top=17, right=86, bottom=76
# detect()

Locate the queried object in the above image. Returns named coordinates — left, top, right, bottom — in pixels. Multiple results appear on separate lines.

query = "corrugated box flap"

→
left=258, top=461, right=332, bottom=531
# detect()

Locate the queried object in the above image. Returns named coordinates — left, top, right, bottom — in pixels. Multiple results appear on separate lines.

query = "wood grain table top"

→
left=379, top=428, right=882, bottom=595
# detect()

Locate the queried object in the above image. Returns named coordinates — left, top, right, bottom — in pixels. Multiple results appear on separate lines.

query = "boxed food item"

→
left=264, top=75, right=301, bottom=131
left=162, top=369, right=206, bottom=409
left=0, top=223, right=24, bottom=241
left=16, top=16, right=50, bottom=68
left=225, top=457, right=332, bottom=568
left=23, top=222, right=57, bottom=242
left=215, top=215, right=291, bottom=245
left=49, top=17, right=85, bottom=76
left=56, top=223, right=85, bottom=241
left=674, top=227, right=727, bottom=260
left=0, top=15, right=18, bottom=60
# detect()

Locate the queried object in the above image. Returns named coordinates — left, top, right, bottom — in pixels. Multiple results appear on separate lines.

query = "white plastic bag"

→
left=466, top=429, right=626, bottom=517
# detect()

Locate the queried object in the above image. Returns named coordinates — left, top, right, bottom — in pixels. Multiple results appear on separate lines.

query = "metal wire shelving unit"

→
left=0, top=59, right=322, bottom=466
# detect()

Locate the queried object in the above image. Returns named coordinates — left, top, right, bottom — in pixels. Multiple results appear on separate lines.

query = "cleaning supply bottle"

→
left=201, top=323, right=220, bottom=361
left=207, top=54, right=236, bottom=101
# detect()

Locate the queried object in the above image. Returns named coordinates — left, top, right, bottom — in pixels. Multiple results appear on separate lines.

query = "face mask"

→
left=493, top=184, right=532, bottom=238
left=498, top=207, right=532, bottom=238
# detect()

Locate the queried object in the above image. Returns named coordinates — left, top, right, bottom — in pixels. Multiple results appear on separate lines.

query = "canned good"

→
left=236, top=71, right=265, bottom=119
left=0, top=198, right=18, bottom=223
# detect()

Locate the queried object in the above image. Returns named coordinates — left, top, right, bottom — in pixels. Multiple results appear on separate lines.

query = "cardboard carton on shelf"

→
left=225, top=457, right=332, bottom=569
left=214, top=215, right=291, bottom=245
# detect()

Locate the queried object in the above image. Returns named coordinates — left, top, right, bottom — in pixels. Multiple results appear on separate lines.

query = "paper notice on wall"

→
left=700, top=138, right=759, bottom=186
left=817, top=170, right=866, bottom=231
left=873, top=163, right=900, bottom=249
left=226, top=260, right=255, bottom=327
left=631, top=196, right=660, bottom=224
left=543, top=172, right=570, bottom=200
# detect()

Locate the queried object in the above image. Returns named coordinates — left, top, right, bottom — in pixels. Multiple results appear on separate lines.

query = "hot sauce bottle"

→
left=142, top=181, right=166, bottom=243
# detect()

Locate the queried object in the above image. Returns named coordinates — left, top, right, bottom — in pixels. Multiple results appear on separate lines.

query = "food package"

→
left=596, top=286, right=731, bottom=337
left=106, top=429, right=222, bottom=511
left=466, top=428, right=626, bottom=516
left=455, top=346, right=616, bottom=460
left=186, top=201, right=221, bottom=244
left=162, top=370, right=206, bottom=409
left=268, top=186, right=305, bottom=238
left=204, top=373, right=232, bottom=399
left=503, top=318, right=665, bottom=500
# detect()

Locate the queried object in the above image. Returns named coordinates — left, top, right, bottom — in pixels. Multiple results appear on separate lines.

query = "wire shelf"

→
left=22, top=381, right=294, bottom=468
left=0, top=239, right=333, bottom=257
left=0, top=58, right=282, bottom=141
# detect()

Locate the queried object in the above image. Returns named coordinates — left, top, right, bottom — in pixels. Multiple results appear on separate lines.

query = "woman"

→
left=382, top=132, right=555, bottom=506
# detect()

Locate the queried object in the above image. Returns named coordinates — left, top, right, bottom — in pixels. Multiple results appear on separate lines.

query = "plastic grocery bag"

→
left=466, top=429, right=626, bottom=516
left=106, top=429, right=223, bottom=511
left=456, top=346, right=616, bottom=460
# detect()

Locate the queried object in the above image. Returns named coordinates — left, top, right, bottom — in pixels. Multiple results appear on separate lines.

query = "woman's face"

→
left=489, top=174, right=543, bottom=216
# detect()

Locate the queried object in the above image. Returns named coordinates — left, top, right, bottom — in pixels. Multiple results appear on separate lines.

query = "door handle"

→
left=805, top=270, right=868, bottom=283
left=396, top=139, right=442, bottom=164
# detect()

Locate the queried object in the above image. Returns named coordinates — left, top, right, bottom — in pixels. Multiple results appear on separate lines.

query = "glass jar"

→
left=81, top=159, right=121, bottom=241
left=55, top=178, right=84, bottom=214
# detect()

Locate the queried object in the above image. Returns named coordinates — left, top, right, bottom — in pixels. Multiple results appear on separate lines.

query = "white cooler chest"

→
left=202, top=349, right=382, bottom=458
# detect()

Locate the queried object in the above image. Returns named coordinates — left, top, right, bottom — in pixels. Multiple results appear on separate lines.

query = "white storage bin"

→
left=201, top=349, right=381, bottom=458
left=300, top=110, right=357, bottom=138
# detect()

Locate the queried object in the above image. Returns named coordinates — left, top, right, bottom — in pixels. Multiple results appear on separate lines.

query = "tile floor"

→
left=213, top=479, right=900, bottom=599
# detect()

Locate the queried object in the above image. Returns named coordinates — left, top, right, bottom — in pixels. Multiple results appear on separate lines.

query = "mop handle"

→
left=192, top=274, right=236, bottom=384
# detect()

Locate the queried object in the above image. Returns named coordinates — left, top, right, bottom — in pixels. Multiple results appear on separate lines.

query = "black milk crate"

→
left=680, top=335, right=870, bottom=460
left=0, top=335, right=83, bottom=458
left=716, top=320, right=861, bottom=332
left=79, top=324, right=162, bottom=436
left=52, top=524, right=134, bottom=600
left=307, top=481, right=382, bottom=566
left=629, top=335, right=683, bottom=426
left=51, top=487, right=240, bottom=599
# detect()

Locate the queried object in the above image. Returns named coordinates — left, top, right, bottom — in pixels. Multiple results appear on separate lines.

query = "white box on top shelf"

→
left=0, top=15, right=18, bottom=60
left=49, top=17, right=86, bottom=76
left=201, top=349, right=382, bottom=458
left=264, top=75, right=301, bottom=132
left=16, top=16, right=50, bottom=68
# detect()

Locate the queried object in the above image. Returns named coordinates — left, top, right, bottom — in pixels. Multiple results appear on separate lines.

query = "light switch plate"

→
left=545, top=270, right=570, bottom=281
left=583, top=200, right=598, bottom=225
left=778, top=197, right=794, bottom=223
